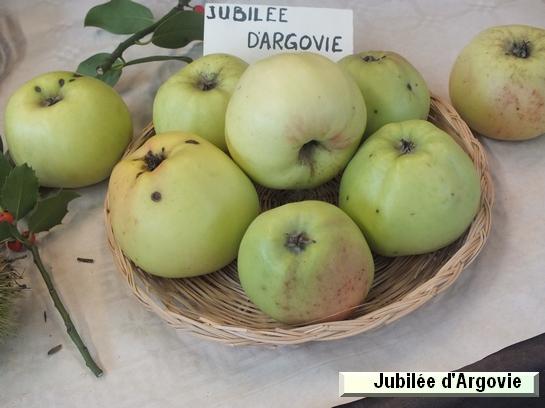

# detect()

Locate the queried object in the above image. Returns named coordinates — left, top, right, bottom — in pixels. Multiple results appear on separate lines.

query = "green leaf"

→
left=151, top=11, right=204, bottom=49
left=76, top=53, right=123, bottom=87
left=84, top=0, right=154, bottom=35
left=0, top=222, right=12, bottom=243
left=28, top=190, right=80, bottom=233
left=0, top=154, right=14, bottom=193
left=0, top=164, right=39, bottom=220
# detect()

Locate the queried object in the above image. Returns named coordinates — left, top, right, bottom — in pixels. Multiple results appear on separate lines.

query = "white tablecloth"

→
left=1, top=1, right=544, bottom=407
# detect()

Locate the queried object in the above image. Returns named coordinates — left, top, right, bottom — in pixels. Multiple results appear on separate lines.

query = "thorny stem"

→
left=11, top=228, right=103, bottom=377
left=99, top=0, right=192, bottom=75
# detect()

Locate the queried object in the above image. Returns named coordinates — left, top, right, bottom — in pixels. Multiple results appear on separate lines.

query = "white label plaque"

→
left=203, top=3, right=353, bottom=62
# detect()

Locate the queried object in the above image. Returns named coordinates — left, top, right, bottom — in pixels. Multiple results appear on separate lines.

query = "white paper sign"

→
left=203, top=3, right=353, bottom=62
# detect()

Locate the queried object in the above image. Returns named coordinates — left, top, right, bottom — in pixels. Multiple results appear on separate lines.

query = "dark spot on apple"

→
left=144, top=148, right=166, bottom=171
left=151, top=191, right=162, bottom=202
left=34, top=86, right=41, bottom=93
left=69, top=79, right=75, bottom=83
left=392, top=251, right=399, bottom=255
left=185, top=139, right=199, bottom=145
left=373, top=109, right=378, bottom=114
left=410, top=212, right=415, bottom=216
left=73, top=73, right=82, bottom=78
left=407, top=83, right=413, bottom=91
left=58, top=79, right=65, bottom=87
left=369, top=153, right=374, bottom=158
left=261, top=285, right=267, bottom=291
left=285, top=231, right=315, bottom=253
left=376, top=209, right=380, bottom=214
left=451, top=192, right=455, bottom=197
left=346, top=195, right=350, bottom=201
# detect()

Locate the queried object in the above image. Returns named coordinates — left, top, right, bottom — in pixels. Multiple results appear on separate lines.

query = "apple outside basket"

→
left=104, top=95, right=494, bottom=346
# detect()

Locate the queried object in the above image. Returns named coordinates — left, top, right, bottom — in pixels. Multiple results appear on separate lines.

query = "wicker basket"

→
left=105, top=95, right=494, bottom=346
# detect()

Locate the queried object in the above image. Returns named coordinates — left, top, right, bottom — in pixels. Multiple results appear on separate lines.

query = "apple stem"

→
left=399, top=139, right=416, bottom=155
left=144, top=148, right=166, bottom=171
left=510, top=40, right=531, bottom=59
left=285, top=232, right=315, bottom=253
left=28, top=244, right=103, bottom=378
left=99, top=0, right=192, bottom=75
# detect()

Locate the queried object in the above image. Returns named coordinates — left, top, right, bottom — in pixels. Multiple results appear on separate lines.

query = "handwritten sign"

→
left=203, top=3, right=353, bottom=62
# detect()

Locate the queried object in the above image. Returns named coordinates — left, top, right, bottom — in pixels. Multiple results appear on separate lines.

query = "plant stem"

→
left=28, top=244, right=103, bottom=377
left=99, top=0, right=191, bottom=74
left=124, top=55, right=193, bottom=67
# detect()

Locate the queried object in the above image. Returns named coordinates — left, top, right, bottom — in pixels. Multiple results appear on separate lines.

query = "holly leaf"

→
left=84, top=0, right=154, bottom=35
left=0, top=222, right=12, bottom=243
left=0, top=164, right=39, bottom=220
left=28, top=190, right=80, bottom=233
left=76, top=53, right=123, bottom=87
left=151, top=11, right=204, bottom=49
left=0, top=153, right=13, bottom=193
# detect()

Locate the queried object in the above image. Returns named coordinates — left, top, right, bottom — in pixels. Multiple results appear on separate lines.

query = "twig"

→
left=29, top=245, right=103, bottom=377
left=99, top=0, right=191, bottom=75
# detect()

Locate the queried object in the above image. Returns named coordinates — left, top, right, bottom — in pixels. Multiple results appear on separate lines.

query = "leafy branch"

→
left=0, top=154, right=103, bottom=377
left=77, top=0, right=205, bottom=86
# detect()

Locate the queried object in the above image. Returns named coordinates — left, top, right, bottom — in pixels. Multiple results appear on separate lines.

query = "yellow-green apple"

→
left=108, top=132, right=260, bottom=278
left=225, top=52, right=366, bottom=190
left=238, top=200, right=374, bottom=325
left=4, top=71, right=132, bottom=188
left=339, top=51, right=430, bottom=136
left=153, top=53, right=248, bottom=151
left=339, top=120, right=481, bottom=257
left=450, top=25, right=545, bottom=141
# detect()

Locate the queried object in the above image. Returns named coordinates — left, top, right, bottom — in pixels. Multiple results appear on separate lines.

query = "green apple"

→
left=225, top=52, right=366, bottom=190
left=339, top=120, right=481, bottom=257
left=4, top=71, right=132, bottom=188
left=108, top=132, right=260, bottom=278
left=153, top=53, right=248, bottom=151
left=238, top=200, right=374, bottom=325
left=450, top=25, right=545, bottom=141
left=339, top=51, right=431, bottom=137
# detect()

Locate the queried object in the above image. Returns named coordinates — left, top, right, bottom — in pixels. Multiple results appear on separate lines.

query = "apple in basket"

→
left=238, top=200, right=375, bottom=325
left=153, top=53, right=248, bottom=151
left=4, top=71, right=133, bottom=188
left=339, top=120, right=481, bottom=257
left=338, top=51, right=431, bottom=137
left=225, top=52, right=366, bottom=190
left=108, top=132, right=260, bottom=278
left=450, top=24, right=545, bottom=141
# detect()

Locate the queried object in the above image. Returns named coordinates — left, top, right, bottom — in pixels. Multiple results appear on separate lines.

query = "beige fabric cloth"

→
left=1, top=1, right=544, bottom=407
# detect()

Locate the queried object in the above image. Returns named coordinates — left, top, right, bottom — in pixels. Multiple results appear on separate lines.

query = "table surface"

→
left=1, top=1, right=544, bottom=407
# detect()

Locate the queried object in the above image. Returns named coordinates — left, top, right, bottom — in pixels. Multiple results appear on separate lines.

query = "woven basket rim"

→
left=104, top=94, right=494, bottom=346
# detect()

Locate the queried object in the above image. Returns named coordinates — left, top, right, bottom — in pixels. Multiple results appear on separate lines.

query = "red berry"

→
left=7, top=240, right=24, bottom=252
left=0, top=210, right=14, bottom=224
left=194, top=5, right=205, bottom=14
left=6, top=231, right=35, bottom=252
